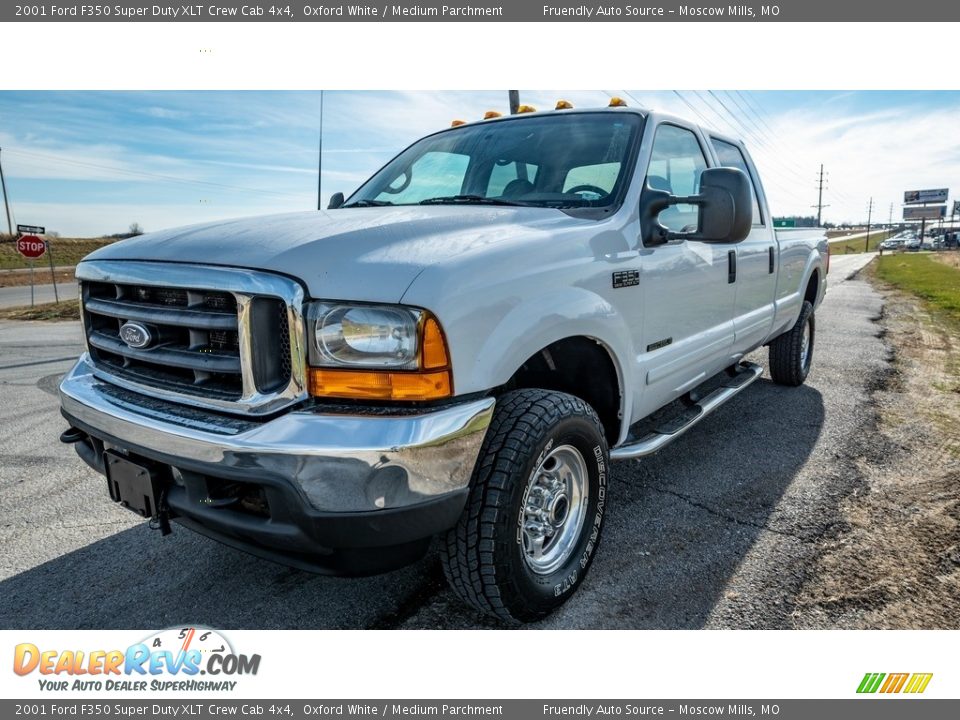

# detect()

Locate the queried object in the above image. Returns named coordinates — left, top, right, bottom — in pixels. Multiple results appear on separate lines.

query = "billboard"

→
left=904, top=188, right=949, bottom=204
left=903, top=205, right=946, bottom=220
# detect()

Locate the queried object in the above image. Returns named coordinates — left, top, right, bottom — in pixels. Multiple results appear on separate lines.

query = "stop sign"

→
left=16, top=235, right=46, bottom=259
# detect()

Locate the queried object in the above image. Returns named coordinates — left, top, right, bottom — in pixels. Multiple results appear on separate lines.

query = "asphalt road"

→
left=0, top=282, right=78, bottom=308
left=0, top=253, right=882, bottom=629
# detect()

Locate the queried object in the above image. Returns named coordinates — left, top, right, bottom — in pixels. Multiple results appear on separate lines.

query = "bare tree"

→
left=129, top=222, right=144, bottom=236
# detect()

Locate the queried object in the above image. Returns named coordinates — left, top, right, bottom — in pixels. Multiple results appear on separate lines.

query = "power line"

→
left=671, top=90, right=719, bottom=130
left=734, top=91, right=819, bottom=177
left=682, top=92, right=812, bottom=205
left=704, top=91, right=814, bottom=186
left=736, top=91, right=779, bottom=135
left=724, top=91, right=778, bottom=146
left=668, top=92, right=810, bottom=207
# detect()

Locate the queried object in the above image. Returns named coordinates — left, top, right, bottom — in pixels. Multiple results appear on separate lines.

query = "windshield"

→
left=346, top=112, right=643, bottom=209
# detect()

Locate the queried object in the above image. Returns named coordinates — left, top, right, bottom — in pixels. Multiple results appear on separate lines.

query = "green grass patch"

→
left=828, top=230, right=892, bottom=256
left=0, top=299, right=80, bottom=321
left=875, top=254, right=960, bottom=325
left=0, top=237, right=116, bottom=270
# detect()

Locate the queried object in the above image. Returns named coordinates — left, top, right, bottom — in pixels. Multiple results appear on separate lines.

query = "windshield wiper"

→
left=418, top=195, right=530, bottom=207
left=343, top=199, right=394, bottom=207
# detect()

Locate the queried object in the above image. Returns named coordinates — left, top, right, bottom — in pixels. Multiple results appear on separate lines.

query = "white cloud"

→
left=13, top=200, right=311, bottom=238
left=758, top=102, right=960, bottom=223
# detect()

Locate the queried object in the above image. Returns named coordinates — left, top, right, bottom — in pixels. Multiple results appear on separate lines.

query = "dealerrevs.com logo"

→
left=857, top=672, right=933, bottom=694
left=13, top=627, right=260, bottom=693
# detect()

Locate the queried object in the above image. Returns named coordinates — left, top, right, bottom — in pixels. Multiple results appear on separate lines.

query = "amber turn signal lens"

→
left=421, top=316, right=449, bottom=370
left=308, top=368, right=452, bottom=401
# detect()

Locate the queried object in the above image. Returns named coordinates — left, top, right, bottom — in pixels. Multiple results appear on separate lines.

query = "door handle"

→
left=728, top=250, right=737, bottom=283
left=769, top=246, right=775, bottom=274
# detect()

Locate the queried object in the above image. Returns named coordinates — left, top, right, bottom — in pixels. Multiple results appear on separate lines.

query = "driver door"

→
left=636, top=122, right=738, bottom=414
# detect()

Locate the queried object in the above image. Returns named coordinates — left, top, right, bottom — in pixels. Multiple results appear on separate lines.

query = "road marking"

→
left=0, top=356, right=77, bottom=371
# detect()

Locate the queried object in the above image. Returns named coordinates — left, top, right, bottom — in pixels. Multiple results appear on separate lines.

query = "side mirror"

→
left=639, top=167, right=753, bottom=246
left=328, top=192, right=345, bottom=210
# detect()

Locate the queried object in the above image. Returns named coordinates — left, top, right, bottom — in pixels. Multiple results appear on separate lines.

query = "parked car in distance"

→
left=905, top=237, right=922, bottom=251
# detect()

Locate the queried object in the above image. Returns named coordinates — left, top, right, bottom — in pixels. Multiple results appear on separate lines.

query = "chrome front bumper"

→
left=59, top=355, right=494, bottom=514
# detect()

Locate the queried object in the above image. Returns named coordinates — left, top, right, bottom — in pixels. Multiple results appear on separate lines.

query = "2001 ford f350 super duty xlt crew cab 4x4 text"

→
left=59, top=102, right=828, bottom=623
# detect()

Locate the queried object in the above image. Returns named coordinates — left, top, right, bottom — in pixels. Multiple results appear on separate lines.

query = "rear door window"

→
left=710, top=138, right=763, bottom=226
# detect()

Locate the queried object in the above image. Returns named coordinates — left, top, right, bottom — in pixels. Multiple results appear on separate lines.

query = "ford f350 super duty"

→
left=59, top=103, right=828, bottom=623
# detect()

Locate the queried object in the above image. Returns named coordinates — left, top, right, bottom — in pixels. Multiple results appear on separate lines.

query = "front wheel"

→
left=440, top=389, right=609, bottom=623
left=769, top=300, right=815, bottom=386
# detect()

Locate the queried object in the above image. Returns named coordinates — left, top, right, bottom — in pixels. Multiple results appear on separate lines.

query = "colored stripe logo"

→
left=857, top=672, right=933, bottom=694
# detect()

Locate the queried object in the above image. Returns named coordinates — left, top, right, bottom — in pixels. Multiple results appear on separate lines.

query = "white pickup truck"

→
left=59, top=103, right=828, bottom=623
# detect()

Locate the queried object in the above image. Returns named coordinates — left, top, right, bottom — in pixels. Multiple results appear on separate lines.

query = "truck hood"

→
left=83, top=207, right=582, bottom=302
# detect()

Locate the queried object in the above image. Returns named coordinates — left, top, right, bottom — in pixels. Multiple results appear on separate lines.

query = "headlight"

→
left=311, top=303, right=420, bottom=369
left=305, top=302, right=452, bottom=401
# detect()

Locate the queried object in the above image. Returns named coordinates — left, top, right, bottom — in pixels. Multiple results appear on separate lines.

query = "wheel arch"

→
left=499, top=335, right=624, bottom=445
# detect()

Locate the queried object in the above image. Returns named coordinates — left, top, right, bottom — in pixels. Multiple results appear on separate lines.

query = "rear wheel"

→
left=769, top=300, right=815, bottom=386
left=440, top=389, right=608, bottom=624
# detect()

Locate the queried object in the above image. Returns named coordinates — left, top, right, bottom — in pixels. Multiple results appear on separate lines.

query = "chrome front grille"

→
left=77, top=261, right=307, bottom=416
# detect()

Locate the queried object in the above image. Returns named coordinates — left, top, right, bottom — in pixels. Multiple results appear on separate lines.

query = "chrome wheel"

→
left=521, top=444, right=589, bottom=575
left=800, top=317, right=812, bottom=370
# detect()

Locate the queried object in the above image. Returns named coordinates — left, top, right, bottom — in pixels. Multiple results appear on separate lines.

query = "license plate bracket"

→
left=104, top=451, right=164, bottom=519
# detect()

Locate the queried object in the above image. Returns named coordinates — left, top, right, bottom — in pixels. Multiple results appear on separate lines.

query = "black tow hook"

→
left=149, top=487, right=173, bottom=536
left=59, top=427, right=87, bottom=444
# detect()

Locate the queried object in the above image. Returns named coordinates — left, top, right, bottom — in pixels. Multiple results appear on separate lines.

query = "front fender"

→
left=473, top=286, right=631, bottom=391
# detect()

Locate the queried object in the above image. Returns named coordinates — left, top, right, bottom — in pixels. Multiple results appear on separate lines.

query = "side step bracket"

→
left=610, top=361, right=764, bottom=461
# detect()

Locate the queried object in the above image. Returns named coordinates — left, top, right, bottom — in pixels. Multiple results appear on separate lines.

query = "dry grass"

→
left=827, top=230, right=892, bottom=256
left=0, top=269, right=76, bottom=288
left=0, top=237, right=115, bottom=270
left=934, top=251, right=960, bottom=271
left=0, top=299, right=80, bottom=321
left=794, top=278, right=960, bottom=628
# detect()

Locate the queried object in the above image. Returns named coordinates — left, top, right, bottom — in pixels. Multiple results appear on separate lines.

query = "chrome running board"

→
left=610, top=361, right=764, bottom=461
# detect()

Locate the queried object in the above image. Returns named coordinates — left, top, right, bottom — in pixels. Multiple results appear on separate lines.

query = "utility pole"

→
left=888, top=202, right=893, bottom=227
left=316, top=90, right=324, bottom=211
left=812, top=164, right=830, bottom=226
left=865, top=197, right=874, bottom=253
left=508, top=90, right=520, bottom=115
left=0, top=147, right=13, bottom=237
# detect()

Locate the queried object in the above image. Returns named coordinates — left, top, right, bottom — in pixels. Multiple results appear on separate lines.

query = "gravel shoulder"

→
left=790, top=263, right=960, bottom=628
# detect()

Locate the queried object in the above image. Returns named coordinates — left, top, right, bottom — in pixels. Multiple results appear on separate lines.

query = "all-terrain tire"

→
left=769, top=300, right=815, bottom=386
left=440, top=389, right=609, bottom=624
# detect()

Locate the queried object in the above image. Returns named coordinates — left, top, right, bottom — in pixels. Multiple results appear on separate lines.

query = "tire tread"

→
left=440, top=389, right=606, bottom=623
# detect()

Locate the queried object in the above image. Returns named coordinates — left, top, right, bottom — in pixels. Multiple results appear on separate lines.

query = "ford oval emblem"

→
left=119, top=321, right=152, bottom=349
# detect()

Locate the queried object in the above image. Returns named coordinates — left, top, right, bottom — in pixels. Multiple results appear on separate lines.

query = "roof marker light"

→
left=516, top=104, right=536, bottom=113
left=555, top=99, right=574, bottom=110
left=608, top=97, right=628, bottom=107
left=483, top=110, right=503, bottom=119
left=451, top=119, right=467, bottom=127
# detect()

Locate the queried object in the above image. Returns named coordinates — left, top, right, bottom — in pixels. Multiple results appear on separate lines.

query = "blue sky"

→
left=0, top=90, right=958, bottom=236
